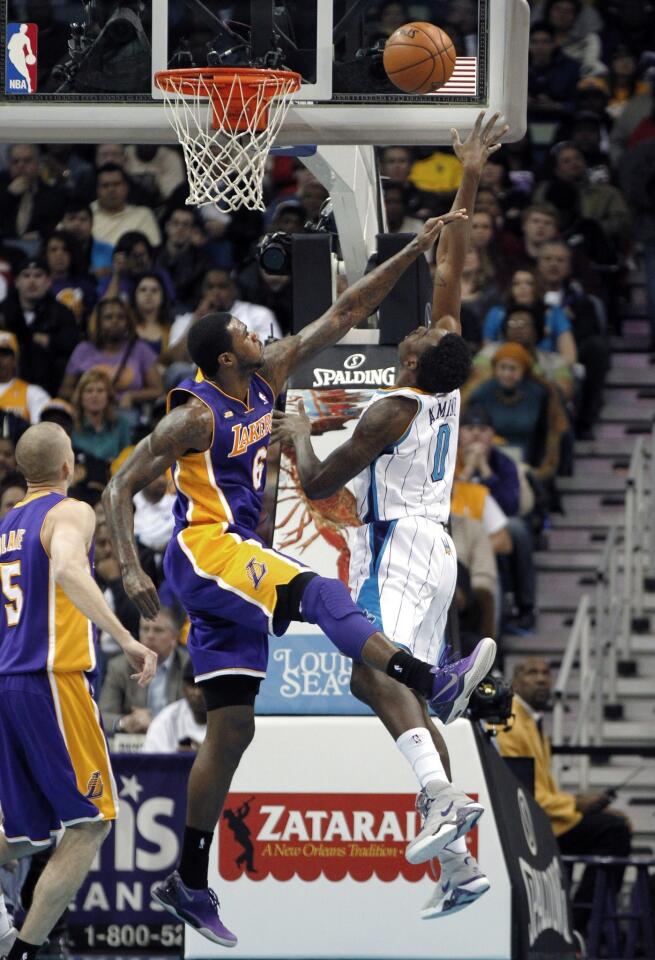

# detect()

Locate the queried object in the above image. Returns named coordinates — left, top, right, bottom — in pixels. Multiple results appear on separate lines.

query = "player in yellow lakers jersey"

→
left=0, top=422, right=156, bottom=960
left=101, top=215, right=499, bottom=945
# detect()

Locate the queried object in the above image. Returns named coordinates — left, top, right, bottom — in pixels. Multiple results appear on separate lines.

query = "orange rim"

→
left=154, top=67, right=302, bottom=132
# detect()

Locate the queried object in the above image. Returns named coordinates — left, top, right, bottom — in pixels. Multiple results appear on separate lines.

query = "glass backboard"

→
left=0, top=0, right=528, bottom=144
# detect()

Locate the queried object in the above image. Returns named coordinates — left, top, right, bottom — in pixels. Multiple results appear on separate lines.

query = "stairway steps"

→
left=574, top=438, right=638, bottom=457
left=596, top=421, right=651, bottom=439
left=559, top=764, right=655, bottom=790
left=607, top=367, right=655, bottom=387
left=610, top=335, right=651, bottom=353
left=558, top=475, right=632, bottom=494
left=561, top=492, right=625, bottom=514
left=603, top=386, right=655, bottom=407
left=603, top=720, right=654, bottom=742
left=550, top=511, right=623, bottom=529
left=535, top=551, right=601, bottom=572
left=546, top=528, right=608, bottom=551
left=598, top=404, right=654, bottom=424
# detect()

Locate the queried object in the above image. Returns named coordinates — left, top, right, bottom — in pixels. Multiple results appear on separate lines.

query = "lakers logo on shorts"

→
left=85, top=770, right=104, bottom=800
left=246, top=558, right=267, bottom=590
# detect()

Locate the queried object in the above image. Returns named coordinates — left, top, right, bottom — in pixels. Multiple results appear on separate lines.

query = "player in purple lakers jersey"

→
left=0, top=423, right=156, bottom=960
left=103, top=217, right=493, bottom=946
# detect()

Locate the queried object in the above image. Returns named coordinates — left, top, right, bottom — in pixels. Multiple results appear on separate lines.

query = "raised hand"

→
left=412, top=209, right=468, bottom=252
left=451, top=111, right=510, bottom=172
left=272, top=398, right=312, bottom=447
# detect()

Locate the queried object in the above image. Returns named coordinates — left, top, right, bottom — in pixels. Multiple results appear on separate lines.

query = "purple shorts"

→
left=164, top=525, right=305, bottom=682
left=0, top=673, right=118, bottom=845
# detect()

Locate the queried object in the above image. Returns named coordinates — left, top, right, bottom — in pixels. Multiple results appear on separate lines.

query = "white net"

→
left=157, top=69, right=301, bottom=212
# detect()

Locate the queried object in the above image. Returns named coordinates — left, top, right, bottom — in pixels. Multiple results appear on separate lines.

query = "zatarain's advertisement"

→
left=219, top=792, right=478, bottom=883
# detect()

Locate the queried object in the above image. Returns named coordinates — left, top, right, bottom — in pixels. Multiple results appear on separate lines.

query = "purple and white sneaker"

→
left=152, top=871, right=237, bottom=948
left=405, top=781, right=484, bottom=864
left=429, top=637, right=497, bottom=724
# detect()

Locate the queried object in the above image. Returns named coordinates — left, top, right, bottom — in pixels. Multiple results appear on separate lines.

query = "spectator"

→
left=472, top=302, right=574, bottom=400
left=496, top=657, right=632, bottom=933
left=458, top=247, right=500, bottom=349
left=620, top=137, right=655, bottom=347
left=71, top=369, right=132, bottom=464
left=482, top=267, right=577, bottom=365
left=474, top=189, right=523, bottom=259
left=100, top=230, right=175, bottom=302
left=457, top=405, right=538, bottom=633
left=94, top=519, right=141, bottom=668
left=451, top=480, right=512, bottom=556
left=42, top=229, right=97, bottom=326
left=131, top=272, right=172, bottom=355
left=60, top=298, right=163, bottom=411
left=0, top=144, right=65, bottom=242
left=379, top=146, right=414, bottom=184
left=536, top=241, right=609, bottom=437
left=0, top=436, right=16, bottom=485
left=469, top=209, right=511, bottom=283
left=168, top=267, right=282, bottom=356
left=609, top=70, right=653, bottom=166
left=528, top=21, right=580, bottom=117
left=451, top=511, right=498, bottom=642
left=133, top=473, right=176, bottom=581
left=382, top=181, right=425, bottom=234
left=0, top=472, right=27, bottom=517
left=0, top=331, right=50, bottom=423
left=534, top=144, right=631, bottom=250
left=269, top=200, right=307, bottom=235
left=298, top=177, right=330, bottom=226
left=99, top=606, right=189, bottom=735
left=156, top=207, right=213, bottom=306
left=143, top=659, right=207, bottom=753
left=607, top=44, right=651, bottom=120
left=0, top=257, right=79, bottom=395
left=60, top=199, right=114, bottom=281
left=124, top=145, right=186, bottom=202
left=468, top=343, right=565, bottom=479
left=543, top=0, right=604, bottom=75
left=235, top=258, right=293, bottom=338
left=91, top=163, right=161, bottom=248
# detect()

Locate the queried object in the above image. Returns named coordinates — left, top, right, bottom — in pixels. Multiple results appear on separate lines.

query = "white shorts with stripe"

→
left=349, top=517, right=457, bottom=666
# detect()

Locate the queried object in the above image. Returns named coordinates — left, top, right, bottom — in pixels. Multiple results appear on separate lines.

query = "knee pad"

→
left=299, top=576, right=378, bottom=663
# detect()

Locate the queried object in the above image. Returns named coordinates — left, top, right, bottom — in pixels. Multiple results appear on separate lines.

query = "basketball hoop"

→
left=154, top=67, right=302, bottom=211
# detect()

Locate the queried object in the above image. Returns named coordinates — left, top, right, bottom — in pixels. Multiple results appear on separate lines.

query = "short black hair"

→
left=115, top=230, right=152, bottom=255
left=415, top=333, right=472, bottom=394
left=502, top=302, right=546, bottom=342
left=530, top=20, right=554, bottom=37
left=96, top=162, right=127, bottom=183
left=187, top=313, right=235, bottom=377
left=63, top=198, right=93, bottom=218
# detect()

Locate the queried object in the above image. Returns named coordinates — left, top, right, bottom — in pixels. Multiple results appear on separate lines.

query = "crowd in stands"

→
left=0, top=0, right=651, bottom=750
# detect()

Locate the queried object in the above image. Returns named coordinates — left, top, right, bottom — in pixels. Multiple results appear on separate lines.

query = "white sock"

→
left=0, top=892, right=11, bottom=937
left=396, top=727, right=448, bottom=788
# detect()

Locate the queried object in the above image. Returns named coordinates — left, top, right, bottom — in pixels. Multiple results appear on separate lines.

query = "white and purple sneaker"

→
left=152, top=871, right=237, bottom=948
left=405, top=781, right=484, bottom=865
left=429, top=637, right=496, bottom=724
left=421, top=851, right=490, bottom=918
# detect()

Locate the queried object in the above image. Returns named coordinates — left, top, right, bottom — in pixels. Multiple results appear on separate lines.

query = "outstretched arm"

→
left=433, top=112, right=509, bottom=332
left=271, top=396, right=417, bottom=500
left=102, top=398, right=213, bottom=619
left=261, top=213, right=466, bottom=396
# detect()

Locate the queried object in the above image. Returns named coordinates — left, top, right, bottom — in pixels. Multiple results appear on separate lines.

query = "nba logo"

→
left=6, top=23, right=38, bottom=95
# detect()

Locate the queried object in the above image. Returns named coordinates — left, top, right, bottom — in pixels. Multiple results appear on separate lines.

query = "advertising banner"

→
left=189, top=716, right=513, bottom=960
left=257, top=630, right=371, bottom=715
left=67, top=754, right=193, bottom=954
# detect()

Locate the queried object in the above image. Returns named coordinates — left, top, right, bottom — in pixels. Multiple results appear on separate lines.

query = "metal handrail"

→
left=552, top=423, right=655, bottom=787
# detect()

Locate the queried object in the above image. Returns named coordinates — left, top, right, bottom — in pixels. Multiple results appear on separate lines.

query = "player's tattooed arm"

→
left=260, top=214, right=465, bottom=396
left=272, top=395, right=417, bottom=499
left=102, top=399, right=212, bottom=618
left=432, top=111, right=508, bottom=332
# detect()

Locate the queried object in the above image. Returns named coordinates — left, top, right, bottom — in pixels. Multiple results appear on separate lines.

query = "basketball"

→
left=383, top=22, right=456, bottom=95
left=25, top=53, right=36, bottom=65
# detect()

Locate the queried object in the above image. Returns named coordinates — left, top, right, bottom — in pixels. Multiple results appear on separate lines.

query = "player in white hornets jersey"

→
left=273, top=113, right=507, bottom=919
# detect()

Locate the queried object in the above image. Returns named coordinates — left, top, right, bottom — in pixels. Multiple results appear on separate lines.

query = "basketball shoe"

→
left=152, top=871, right=237, bottom=947
left=429, top=637, right=496, bottom=723
left=405, top=780, right=484, bottom=864
left=420, top=849, right=490, bottom=918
